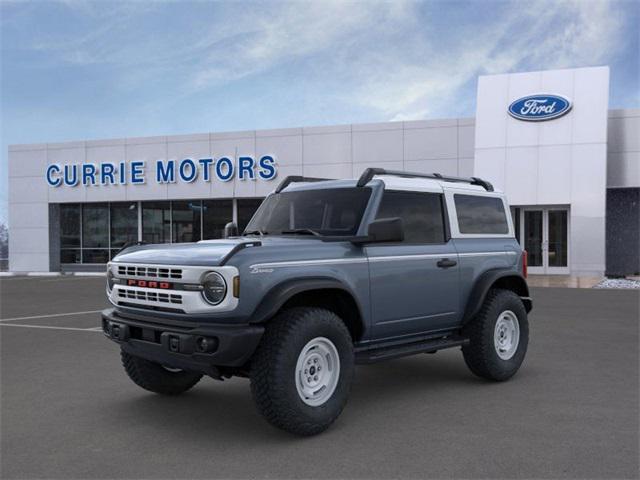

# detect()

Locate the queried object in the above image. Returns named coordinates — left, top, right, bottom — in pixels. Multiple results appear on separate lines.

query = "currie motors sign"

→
left=508, top=94, right=572, bottom=121
left=46, top=155, right=277, bottom=187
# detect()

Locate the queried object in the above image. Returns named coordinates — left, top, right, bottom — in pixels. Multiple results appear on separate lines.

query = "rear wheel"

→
left=462, top=289, right=529, bottom=381
left=120, top=349, right=202, bottom=395
left=250, top=307, right=354, bottom=436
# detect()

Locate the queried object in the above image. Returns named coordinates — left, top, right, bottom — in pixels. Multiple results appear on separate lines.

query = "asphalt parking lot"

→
left=1, top=277, right=638, bottom=479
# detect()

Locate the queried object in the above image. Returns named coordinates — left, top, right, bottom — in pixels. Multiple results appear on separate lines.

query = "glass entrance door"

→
left=547, top=210, right=569, bottom=272
left=520, top=208, right=569, bottom=274
left=524, top=210, right=544, bottom=273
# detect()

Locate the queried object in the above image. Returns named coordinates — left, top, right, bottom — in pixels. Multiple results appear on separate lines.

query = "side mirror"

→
left=359, top=217, right=404, bottom=243
left=224, top=222, right=239, bottom=238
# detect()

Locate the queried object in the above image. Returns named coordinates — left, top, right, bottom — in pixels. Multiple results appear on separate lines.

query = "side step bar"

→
left=355, top=335, right=469, bottom=364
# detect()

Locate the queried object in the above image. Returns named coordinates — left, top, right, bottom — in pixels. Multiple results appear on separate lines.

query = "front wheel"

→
left=250, top=307, right=354, bottom=436
left=462, top=289, right=529, bottom=381
left=120, top=349, right=203, bottom=395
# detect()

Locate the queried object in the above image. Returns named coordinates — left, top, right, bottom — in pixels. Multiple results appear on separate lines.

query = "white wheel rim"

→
left=295, top=337, right=341, bottom=407
left=494, top=310, right=520, bottom=360
left=162, top=365, right=182, bottom=373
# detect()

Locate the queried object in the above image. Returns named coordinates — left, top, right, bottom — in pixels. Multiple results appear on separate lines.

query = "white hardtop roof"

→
left=374, top=175, right=501, bottom=194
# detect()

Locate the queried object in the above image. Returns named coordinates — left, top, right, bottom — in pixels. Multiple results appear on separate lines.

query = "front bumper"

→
left=102, top=308, right=264, bottom=374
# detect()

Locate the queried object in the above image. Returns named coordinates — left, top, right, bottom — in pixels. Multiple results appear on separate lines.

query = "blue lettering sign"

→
left=130, top=161, right=145, bottom=184
left=258, top=156, right=277, bottom=180
left=46, top=164, right=61, bottom=187
left=46, top=155, right=277, bottom=187
left=198, top=158, right=213, bottom=182
left=119, top=161, right=127, bottom=184
left=215, top=157, right=234, bottom=182
left=82, top=164, right=97, bottom=186
left=179, top=159, right=197, bottom=182
left=101, top=163, right=115, bottom=185
left=64, top=164, right=78, bottom=186
left=238, top=156, right=255, bottom=180
left=156, top=160, right=175, bottom=183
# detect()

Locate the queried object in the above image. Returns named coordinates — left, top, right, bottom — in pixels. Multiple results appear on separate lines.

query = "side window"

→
left=454, top=194, right=509, bottom=234
left=375, top=191, right=446, bottom=243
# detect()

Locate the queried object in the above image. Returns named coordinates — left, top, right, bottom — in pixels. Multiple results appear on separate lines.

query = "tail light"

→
left=522, top=250, right=528, bottom=278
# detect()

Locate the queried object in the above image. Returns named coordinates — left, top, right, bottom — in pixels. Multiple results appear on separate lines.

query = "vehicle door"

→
left=366, top=189, right=460, bottom=340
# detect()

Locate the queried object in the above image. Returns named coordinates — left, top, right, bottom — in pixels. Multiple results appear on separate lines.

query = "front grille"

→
left=117, top=302, right=185, bottom=314
left=117, top=288, right=183, bottom=305
left=117, top=265, right=183, bottom=279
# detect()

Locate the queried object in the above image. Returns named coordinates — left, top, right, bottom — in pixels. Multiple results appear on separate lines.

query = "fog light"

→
left=195, top=336, right=218, bottom=353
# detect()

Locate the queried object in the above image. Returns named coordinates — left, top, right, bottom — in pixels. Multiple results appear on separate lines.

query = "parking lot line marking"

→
left=0, top=323, right=101, bottom=332
left=0, top=310, right=103, bottom=323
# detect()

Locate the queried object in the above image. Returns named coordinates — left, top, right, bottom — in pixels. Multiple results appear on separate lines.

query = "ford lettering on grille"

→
left=127, top=279, right=172, bottom=289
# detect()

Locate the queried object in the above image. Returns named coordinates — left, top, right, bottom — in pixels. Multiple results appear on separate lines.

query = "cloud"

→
left=3, top=0, right=632, bottom=121
left=189, top=1, right=415, bottom=91
left=349, top=0, right=626, bottom=121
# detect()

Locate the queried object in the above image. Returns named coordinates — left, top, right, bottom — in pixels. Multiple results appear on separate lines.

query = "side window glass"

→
left=375, top=191, right=445, bottom=243
left=454, top=194, right=509, bottom=234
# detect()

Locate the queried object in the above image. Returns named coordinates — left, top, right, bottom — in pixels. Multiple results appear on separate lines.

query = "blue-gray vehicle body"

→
left=103, top=175, right=530, bottom=370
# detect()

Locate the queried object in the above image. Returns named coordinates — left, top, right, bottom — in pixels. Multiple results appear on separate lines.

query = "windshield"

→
left=244, top=187, right=372, bottom=237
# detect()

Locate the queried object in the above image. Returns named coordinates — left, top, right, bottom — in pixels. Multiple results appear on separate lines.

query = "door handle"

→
left=437, top=258, right=457, bottom=269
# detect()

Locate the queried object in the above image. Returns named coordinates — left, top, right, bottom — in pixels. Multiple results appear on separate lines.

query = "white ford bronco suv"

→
left=103, top=168, right=532, bottom=435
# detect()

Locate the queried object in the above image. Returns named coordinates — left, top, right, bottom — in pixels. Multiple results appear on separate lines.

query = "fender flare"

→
left=249, top=276, right=365, bottom=325
left=462, top=269, right=531, bottom=324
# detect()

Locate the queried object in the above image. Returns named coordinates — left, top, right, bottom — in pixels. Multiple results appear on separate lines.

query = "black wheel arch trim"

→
left=249, top=277, right=365, bottom=327
left=463, top=269, right=532, bottom=324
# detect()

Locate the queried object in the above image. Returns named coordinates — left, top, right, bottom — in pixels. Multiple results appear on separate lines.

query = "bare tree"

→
left=0, top=222, right=8, bottom=259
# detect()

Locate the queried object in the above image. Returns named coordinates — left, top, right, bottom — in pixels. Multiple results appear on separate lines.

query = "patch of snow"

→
left=593, top=278, right=640, bottom=289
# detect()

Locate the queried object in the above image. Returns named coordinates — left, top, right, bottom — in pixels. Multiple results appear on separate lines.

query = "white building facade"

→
left=8, top=66, right=640, bottom=276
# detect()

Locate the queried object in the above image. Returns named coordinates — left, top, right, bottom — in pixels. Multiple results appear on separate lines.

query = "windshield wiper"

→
left=281, top=228, right=322, bottom=237
left=244, top=229, right=268, bottom=236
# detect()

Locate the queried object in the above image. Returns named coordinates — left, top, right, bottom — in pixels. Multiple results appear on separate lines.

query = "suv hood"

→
left=112, top=236, right=327, bottom=266
left=113, top=239, right=251, bottom=266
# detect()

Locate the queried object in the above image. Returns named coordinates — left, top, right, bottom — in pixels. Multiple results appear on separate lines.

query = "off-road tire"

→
left=462, top=288, right=529, bottom=381
left=120, top=349, right=203, bottom=395
left=250, top=307, right=354, bottom=436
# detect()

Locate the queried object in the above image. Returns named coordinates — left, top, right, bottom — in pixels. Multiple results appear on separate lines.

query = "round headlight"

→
left=107, top=269, right=114, bottom=292
left=202, top=272, right=227, bottom=305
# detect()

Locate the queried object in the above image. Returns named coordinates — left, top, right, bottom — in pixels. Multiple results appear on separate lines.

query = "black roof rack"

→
left=356, top=168, right=494, bottom=192
left=275, top=176, right=334, bottom=193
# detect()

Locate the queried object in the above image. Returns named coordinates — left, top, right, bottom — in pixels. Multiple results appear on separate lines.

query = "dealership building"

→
left=7, top=66, right=640, bottom=276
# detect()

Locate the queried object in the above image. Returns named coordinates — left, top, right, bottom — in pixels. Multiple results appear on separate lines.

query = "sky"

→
left=1, top=0, right=638, bottom=226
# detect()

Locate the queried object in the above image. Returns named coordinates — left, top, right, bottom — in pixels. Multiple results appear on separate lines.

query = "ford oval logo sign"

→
left=508, top=94, right=572, bottom=121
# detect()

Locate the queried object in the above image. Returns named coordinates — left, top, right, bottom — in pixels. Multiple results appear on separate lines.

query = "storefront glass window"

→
left=60, top=204, right=81, bottom=248
left=172, top=201, right=202, bottom=243
left=82, top=204, right=109, bottom=248
left=60, top=204, right=81, bottom=263
left=83, top=249, right=111, bottom=264
left=142, top=202, right=171, bottom=244
left=60, top=249, right=81, bottom=264
left=203, top=200, right=233, bottom=240
left=110, top=202, right=138, bottom=249
left=59, top=198, right=260, bottom=264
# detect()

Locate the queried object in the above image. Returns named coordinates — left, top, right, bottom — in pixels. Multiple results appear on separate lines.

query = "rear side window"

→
left=454, top=194, right=509, bottom=234
left=376, top=191, right=446, bottom=243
